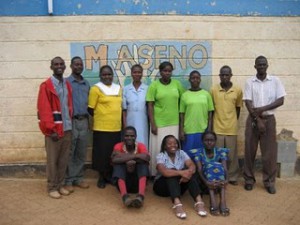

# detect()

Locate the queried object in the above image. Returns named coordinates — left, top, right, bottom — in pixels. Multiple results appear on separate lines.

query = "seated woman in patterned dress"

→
left=189, top=131, right=230, bottom=216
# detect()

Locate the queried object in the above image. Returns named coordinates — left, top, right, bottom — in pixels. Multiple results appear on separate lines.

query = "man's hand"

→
left=256, top=118, right=266, bottom=135
left=50, top=132, right=59, bottom=142
left=126, top=160, right=136, bottom=173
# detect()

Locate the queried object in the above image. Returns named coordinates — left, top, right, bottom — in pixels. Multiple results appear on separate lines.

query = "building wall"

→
left=1, top=15, right=299, bottom=164
left=0, top=1, right=300, bottom=164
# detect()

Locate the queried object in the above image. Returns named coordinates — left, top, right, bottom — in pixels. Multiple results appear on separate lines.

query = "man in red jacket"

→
left=37, top=56, right=73, bottom=199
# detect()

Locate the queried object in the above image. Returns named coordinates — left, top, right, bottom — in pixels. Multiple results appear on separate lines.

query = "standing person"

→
left=88, top=65, right=122, bottom=189
left=111, top=126, right=150, bottom=208
left=64, top=56, right=90, bottom=193
left=37, top=56, right=73, bottom=199
left=210, top=65, right=243, bottom=185
left=146, top=61, right=185, bottom=176
left=243, top=56, right=286, bottom=194
left=179, top=70, right=214, bottom=154
left=153, top=135, right=207, bottom=219
left=122, top=64, right=149, bottom=147
left=190, top=131, right=230, bottom=216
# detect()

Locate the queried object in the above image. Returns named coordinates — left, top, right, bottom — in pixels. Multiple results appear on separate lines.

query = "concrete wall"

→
left=0, top=15, right=299, bottom=164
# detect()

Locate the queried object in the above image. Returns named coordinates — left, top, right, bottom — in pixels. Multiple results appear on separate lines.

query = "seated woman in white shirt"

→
left=153, top=135, right=207, bottom=219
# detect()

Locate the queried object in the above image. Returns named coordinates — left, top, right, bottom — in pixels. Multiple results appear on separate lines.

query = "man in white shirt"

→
left=243, top=56, right=286, bottom=194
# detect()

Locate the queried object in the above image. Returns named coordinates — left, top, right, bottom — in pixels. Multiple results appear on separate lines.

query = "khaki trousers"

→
left=216, top=134, right=239, bottom=182
left=45, top=131, right=72, bottom=192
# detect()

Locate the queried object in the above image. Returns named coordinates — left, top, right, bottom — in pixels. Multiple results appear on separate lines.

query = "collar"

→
left=69, top=74, right=86, bottom=83
left=122, top=142, right=138, bottom=154
left=51, top=75, right=65, bottom=85
left=217, top=83, right=233, bottom=92
left=95, top=82, right=120, bottom=95
left=128, top=83, right=146, bottom=91
left=252, top=74, right=272, bottom=82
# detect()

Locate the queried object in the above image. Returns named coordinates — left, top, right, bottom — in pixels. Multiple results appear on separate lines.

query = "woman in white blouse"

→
left=153, top=135, right=207, bottom=219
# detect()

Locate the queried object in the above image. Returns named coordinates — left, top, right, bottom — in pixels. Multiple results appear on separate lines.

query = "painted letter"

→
left=84, top=45, right=108, bottom=70
left=138, top=44, right=153, bottom=70
left=169, top=45, right=187, bottom=70
left=188, top=44, right=208, bottom=69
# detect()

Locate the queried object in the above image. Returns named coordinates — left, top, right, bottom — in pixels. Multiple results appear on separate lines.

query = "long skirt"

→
left=92, top=131, right=121, bottom=176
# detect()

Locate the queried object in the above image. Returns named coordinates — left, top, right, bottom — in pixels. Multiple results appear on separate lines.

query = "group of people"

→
left=37, top=55, right=286, bottom=219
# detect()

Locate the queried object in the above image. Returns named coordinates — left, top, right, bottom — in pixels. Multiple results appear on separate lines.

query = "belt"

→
left=260, top=115, right=274, bottom=119
left=73, top=114, right=89, bottom=120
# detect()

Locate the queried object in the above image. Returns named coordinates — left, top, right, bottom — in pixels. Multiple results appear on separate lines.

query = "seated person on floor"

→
left=111, top=126, right=150, bottom=208
left=153, top=135, right=207, bottom=220
left=189, top=131, right=230, bottom=216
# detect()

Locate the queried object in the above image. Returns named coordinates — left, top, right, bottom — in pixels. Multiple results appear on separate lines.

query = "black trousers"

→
left=153, top=173, right=201, bottom=201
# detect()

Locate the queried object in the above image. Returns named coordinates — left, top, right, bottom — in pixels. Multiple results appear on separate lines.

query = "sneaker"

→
left=64, top=185, right=75, bottom=193
left=131, top=194, right=144, bottom=208
left=74, top=181, right=89, bottom=189
left=122, top=194, right=133, bottom=207
left=59, top=187, right=70, bottom=196
left=48, top=191, right=61, bottom=199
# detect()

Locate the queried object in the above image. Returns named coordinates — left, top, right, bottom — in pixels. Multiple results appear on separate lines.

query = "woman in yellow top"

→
left=88, top=65, right=122, bottom=189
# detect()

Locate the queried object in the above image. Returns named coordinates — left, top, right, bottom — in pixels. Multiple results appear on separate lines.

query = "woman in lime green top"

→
left=146, top=61, right=185, bottom=176
left=88, top=65, right=122, bottom=188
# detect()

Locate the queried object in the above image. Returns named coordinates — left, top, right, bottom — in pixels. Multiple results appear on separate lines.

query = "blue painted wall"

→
left=1, top=0, right=300, bottom=16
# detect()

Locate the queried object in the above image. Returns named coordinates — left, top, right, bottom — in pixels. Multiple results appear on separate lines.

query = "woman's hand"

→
left=180, top=169, right=193, bottom=180
left=151, top=124, right=158, bottom=135
left=179, top=129, right=185, bottom=142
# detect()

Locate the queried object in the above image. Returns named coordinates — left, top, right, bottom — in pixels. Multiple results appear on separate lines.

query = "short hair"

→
left=71, top=56, right=82, bottom=65
left=99, top=65, right=113, bottom=76
left=219, top=65, right=232, bottom=74
left=131, top=64, right=143, bottom=72
left=160, top=135, right=180, bottom=152
left=201, top=131, right=217, bottom=142
left=123, top=126, right=137, bottom=136
left=51, top=56, right=64, bottom=65
left=189, top=70, right=201, bottom=78
left=159, top=61, right=174, bottom=72
left=255, top=55, right=268, bottom=64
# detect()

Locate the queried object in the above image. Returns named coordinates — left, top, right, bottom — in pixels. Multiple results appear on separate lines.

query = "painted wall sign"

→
left=70, top=41, right=212, bottom=89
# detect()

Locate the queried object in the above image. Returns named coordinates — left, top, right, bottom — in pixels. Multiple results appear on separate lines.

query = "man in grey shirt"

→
left=64, top=56, right=90, bottom=193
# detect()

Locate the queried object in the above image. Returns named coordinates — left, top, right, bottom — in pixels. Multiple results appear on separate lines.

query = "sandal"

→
left=172, top=203, right=187, bottom=219
left=194, top=202, right=207, bottom=217
left=220, top=207, right=230, bottom=216
left=210, top=206, right=220, bottom=216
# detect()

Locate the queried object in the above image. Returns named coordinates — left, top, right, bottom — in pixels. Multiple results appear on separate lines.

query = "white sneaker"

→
left=48, top=191, right=61, bottom=199
left=59, top=187, right=70, bottom=196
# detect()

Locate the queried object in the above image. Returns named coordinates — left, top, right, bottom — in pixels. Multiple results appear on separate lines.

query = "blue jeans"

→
left=65, top=118, right=89, bottom=185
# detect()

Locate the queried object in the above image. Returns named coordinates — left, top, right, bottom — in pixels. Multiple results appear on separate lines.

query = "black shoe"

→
left=244, top=184, right=253, bottom=191
left=131, top=194, right=144, bottom=208
left=97, top=178, right=106, bottom=189
left=122, top=194, right=133, bottom=207
left=228, top=181, right=238, bottom=186
left=266, top=186, right=276, bottom=194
